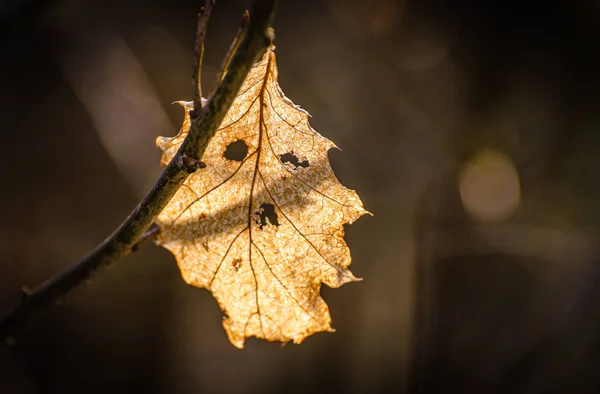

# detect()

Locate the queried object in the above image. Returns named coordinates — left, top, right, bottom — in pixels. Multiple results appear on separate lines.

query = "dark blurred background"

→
left=2, top=0, right=600, bottom=393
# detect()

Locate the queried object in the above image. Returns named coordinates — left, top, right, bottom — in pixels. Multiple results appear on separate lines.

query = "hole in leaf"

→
left=279, top=152, right=309, bottom=169
left=255, top=203, right=280, bottom=229
left=224, top=140, right=248, bottom=161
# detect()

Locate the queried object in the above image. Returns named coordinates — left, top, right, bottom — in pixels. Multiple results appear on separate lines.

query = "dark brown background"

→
left=1, top=0, right=600, bottom=393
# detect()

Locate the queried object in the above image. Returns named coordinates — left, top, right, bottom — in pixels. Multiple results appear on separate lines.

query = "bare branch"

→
left=132, top=223, right=161, bottom=252
left=192, top=0, right=214, bottom=116
left=0, top=0, right=277, bottom=342
left=211, top=10, right=250, bottom=96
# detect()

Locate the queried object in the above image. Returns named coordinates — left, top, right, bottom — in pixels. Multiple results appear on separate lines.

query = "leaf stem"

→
left=0, top=0, right=277, bottom=342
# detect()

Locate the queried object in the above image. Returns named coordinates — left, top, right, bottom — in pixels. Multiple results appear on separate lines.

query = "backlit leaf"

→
left=155, top=45, right=368, bottom=348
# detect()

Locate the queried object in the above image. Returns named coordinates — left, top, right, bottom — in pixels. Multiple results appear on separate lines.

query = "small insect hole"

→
left=279, top=152, right=309, bottom=169
left=255, top=203, right=280, bottom=229
left=224, top=140, right=248, bottom=161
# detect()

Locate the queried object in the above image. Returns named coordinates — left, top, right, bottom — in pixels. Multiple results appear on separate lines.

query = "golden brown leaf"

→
left=155, top=46, right=368, bottom=348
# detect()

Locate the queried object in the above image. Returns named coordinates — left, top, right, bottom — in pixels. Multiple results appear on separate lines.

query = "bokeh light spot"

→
left=459, top=150, right=521, bottom=222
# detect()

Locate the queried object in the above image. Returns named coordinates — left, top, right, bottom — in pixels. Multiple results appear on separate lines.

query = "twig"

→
left=181, top=0, right=275, bottom=161
left=0, top=0, right=277, bottom=342
left=192, top=0, right=213, bottom=116
left=211, top=10, right=250, bottom=95
left=132, top=223, right=161, bottom=252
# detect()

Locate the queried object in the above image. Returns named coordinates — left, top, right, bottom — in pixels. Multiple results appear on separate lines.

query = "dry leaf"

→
left=155, top=45, right=368, bottom=348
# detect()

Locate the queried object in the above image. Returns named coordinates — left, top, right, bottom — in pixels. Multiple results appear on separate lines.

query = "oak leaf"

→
left=155, top=45, right=368, bottom=348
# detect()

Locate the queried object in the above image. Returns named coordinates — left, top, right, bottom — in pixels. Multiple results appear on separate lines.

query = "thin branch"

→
left=132, top=223, right=161, bottom=252
left=0, top=0, right=277, bottom=342
left=192, top=0, right=213, bottom=115
left=211, top=10, right=250, bottom=96
left=181, top=0, right=276, bottom=161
